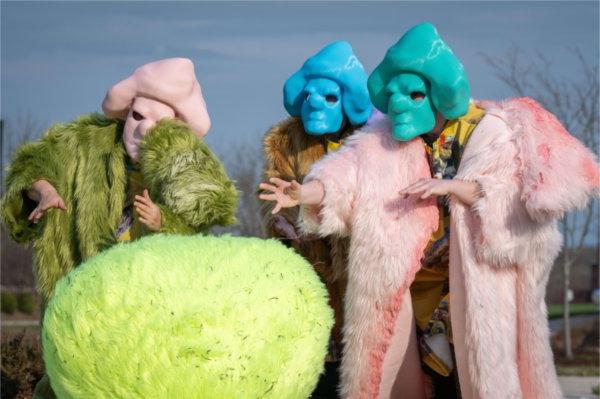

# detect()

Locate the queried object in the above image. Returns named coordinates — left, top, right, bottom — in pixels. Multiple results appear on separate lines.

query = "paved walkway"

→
left=560, top=376, right=599, bottom=398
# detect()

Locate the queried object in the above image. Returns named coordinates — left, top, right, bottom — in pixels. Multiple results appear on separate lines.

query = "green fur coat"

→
left=2, top=114, right=238, bottom=303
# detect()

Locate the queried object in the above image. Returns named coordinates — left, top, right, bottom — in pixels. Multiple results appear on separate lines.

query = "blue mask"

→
left=386, top=73, right=436, bottom=140
left=284, top=41, right=372, bottom=136
left=300, top=78, right=344, bottom=135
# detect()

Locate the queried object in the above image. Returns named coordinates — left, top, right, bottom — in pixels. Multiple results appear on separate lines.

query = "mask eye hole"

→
left=410, top=92, right=426, bottom=101
left=132, top=110, right=144, bottom=121
left=325, top=95, right=338, bottom=103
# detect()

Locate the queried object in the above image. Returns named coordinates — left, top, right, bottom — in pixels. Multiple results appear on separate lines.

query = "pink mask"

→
left=102, top=58, right=211, bottom=160
left=122, top=97, right=176, bottom=161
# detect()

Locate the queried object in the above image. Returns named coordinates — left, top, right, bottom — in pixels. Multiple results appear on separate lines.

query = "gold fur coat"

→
left=260, top=116, right=354, bottom=358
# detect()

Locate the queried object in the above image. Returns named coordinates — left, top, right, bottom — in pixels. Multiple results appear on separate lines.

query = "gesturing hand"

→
left=259, top=178, right=302, bottom=214
left=28, top=180, right=66, bottom=223
left=134, top=189, right=162, bottom=231
left=399, top=178, right=451, bottom=200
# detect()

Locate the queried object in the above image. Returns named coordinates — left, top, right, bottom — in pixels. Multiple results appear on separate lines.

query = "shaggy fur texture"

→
left=298, top=111, right=439, bottom=398
left=42, top=235, right=333, bottom=398
left=299, top=101, right=598, bottom=399
left=260, top=116, right=354, bottom=348
left=1, top=115, right=237, bottom=303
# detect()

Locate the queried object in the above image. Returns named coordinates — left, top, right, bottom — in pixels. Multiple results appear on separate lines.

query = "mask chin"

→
left=302, top=117, right=343, bottom=136
left=390, top=107, right=436, bottom=141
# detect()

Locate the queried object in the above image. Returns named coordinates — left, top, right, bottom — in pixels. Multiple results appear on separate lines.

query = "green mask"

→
left=386, top=73, right=436, bottom=141
left=368, top=22, right=470, bottom=140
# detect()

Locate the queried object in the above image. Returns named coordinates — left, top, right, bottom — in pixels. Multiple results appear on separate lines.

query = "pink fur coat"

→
left=299, top=98, right=599, bottom=399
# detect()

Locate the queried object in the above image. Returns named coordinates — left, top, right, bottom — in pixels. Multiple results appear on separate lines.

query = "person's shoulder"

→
left=43, top=114, right=122, bottom=145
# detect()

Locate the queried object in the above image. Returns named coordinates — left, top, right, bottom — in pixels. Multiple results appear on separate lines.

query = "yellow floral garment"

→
left=115, top=158, right=145, bottom=242
left=410, top=104, right=486, bottom=384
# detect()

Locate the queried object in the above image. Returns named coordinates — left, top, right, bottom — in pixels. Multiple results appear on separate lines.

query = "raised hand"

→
left=258, top=177, right=302, bottom=215
left=28, top=180, right=66, bottom=223
left=399, top=178, right=480, bottom=206
left=134, top=189, right=162, bottom=231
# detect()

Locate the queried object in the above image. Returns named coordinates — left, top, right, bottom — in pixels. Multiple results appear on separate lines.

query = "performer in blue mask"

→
left=260, top=40, right=372, bottom=398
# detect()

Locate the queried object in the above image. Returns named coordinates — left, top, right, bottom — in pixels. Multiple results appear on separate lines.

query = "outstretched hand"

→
left=28, top=180, right=66, bottom=223
left=134, top=189, right=162, bottom=231
left=399, top=178, right=451, bottom=200
left=259, top=178, right=302, bottom=214
left=399, top=178, right=480, bottom=206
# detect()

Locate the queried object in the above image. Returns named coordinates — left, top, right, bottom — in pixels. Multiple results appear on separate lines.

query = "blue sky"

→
left=1, top=1, right=599, bottom=155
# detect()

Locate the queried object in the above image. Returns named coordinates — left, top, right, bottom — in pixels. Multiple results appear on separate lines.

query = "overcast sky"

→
left=1, top=1, right=598, bottom=156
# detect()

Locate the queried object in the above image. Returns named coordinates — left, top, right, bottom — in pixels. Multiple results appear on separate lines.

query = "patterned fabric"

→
left=326, top=139, right=344, bottom=153
left=411, top=104, right=486, bottom=386
left=116, top=157, right=145, bottom=242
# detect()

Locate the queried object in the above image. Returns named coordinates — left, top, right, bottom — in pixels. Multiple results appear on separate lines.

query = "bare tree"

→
left=214, top=140, right=265, bottom=238
left=482, top=45, right=599, bottom=359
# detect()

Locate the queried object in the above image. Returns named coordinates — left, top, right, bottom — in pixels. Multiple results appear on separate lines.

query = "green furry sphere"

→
left=42, top=235, right=333, bottom=399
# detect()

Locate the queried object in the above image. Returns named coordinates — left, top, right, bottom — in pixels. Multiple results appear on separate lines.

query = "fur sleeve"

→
left=486, top=98, right=599, bottom=221
left=259, top=118, right=327, bottom=238
left=455, top=112, right=538, bottom=267
left=298, top=140, right=359, bottom=238
left=140, top=120, right=238, bottom=232
left=1, top=123, right=70, bottom=243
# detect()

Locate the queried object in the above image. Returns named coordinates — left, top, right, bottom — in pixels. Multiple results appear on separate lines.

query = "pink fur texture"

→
left=298, top=111, right=438, bottom=398
left=300, top=101, right=598, bottom=398
left=478, top=98, right=599, bottom=222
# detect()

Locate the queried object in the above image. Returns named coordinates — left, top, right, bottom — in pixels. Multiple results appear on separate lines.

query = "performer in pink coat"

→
left=260, top=23, right=599, bottom=399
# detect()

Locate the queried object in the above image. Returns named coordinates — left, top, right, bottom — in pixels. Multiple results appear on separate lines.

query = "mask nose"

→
left=388, top=93, right=411, bottom=114
left=307, top=93, right=326, bottom=109
left=137, top=119, right=156, bottom=137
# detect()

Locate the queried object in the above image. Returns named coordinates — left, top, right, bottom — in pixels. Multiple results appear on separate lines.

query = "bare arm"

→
left=399, top=178, right=480, bottom=206
left=259, top=178, right=325, bottom=214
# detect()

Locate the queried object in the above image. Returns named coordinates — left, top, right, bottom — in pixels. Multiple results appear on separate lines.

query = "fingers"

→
left=290, top=180, right=302, bottom=190
left=258, top=193, right=277, bottom=201
left=271, top=203, right=282, bottom=214
left=135, top=206, right=153, bottom=220
left=269, top=177, right=291, bottom=189
left=259, top=183, right=277, bottom=193
left=420, top=189, right=433, bottom=200
left=134, top=194, right=152, bottom=206
left=143, top=188, right=151, bottom=200
left=399, top=178, right=431, bottom=198
left=28, top=207, right=42, bottom=222
left=134, top=200, right=153, bottom=214
left=57, top=198, right=67, bottom=211
left=138, top=216, right=149, bottom=226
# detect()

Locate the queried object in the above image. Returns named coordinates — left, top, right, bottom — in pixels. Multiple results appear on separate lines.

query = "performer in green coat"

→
left=1, top=58, right=238, bottom=398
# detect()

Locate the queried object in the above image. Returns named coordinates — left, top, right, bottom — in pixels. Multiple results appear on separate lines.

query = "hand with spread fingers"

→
left=399, top=177, right=480, bottom=205
left=27, top=179, right=67, bottom=224
left=134, top=189, right=162, bottom=231
left=259, top=177, right=302, bottom=215
left=259, top=177, right=325, bottom=215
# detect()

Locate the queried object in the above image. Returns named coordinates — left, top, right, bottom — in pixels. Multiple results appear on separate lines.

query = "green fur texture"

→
left=1, top=115, right=238, bottom=303
left=42, top=235, right=333, bottom=399
left=139, top=119, right=238, bottom=231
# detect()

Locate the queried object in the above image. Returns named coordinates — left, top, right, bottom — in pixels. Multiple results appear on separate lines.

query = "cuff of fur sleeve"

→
left=1, top=175, right=56, bottom=243
left=470, top=175, right=521, bottom=267
left=158, top=205, right=197, bottom=235
left=297, top=175, right=351, bottom=238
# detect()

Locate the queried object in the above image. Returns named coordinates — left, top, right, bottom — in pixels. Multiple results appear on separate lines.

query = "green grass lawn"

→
left=547, top=303, right=599, bottom=319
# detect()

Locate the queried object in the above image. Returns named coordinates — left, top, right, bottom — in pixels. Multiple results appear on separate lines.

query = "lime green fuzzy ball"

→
left=42, top=235, right=333, bottom=399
